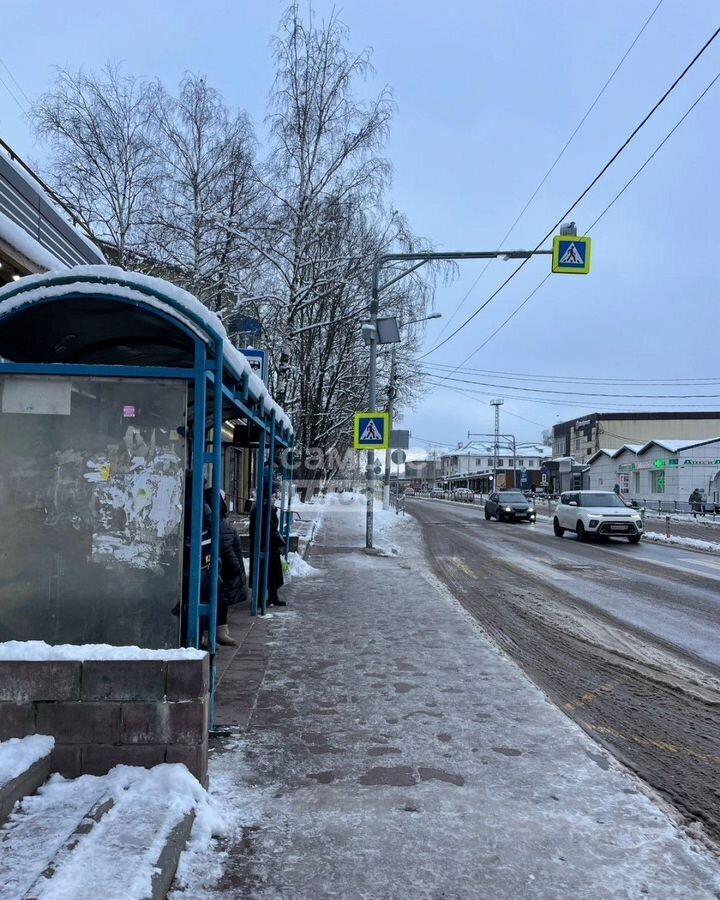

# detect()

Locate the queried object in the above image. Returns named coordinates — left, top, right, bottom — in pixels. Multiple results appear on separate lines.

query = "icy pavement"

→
left=172, top=495, right=720, bottom=899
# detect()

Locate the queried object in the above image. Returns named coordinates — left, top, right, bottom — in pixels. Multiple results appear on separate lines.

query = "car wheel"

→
left=576, top=520, right=587, bottom=541
left=485, top=509, right=491, bottom=520
left=628, top=534, right=641, bottom=544
left=497, top=511, right=504, bottom=522
left=553, top=517, right=564, bottom=537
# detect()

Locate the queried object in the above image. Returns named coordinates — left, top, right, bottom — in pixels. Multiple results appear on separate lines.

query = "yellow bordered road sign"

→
left=552, top=235, right=592, bottom=274
left=354, top=412, right=391, bottom=450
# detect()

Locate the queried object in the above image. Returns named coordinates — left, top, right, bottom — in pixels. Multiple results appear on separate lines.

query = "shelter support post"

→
left=250, top=430, right=267, bottom=616
left=260, top=415, right=277, bottom=615
left=188, top=341, right=208, bottom=648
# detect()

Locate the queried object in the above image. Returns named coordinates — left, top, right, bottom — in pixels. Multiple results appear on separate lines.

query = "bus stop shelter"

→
left=0, top=267, right=293, bottom=706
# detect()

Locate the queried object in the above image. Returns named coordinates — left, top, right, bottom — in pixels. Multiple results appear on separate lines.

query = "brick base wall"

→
left=0, top=656, right=209, bottom=786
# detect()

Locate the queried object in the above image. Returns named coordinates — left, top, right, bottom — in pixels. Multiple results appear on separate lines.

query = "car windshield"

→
left=578, top=493, right=627, bottom=508
left=499, top=492, right=527, bottom=502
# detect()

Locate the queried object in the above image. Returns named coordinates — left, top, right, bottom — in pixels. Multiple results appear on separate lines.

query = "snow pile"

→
left=0, top=266, right=291, bottom=433
left=0, top=736, right=54, bottom=786
left=0, top=641, right=205, bottom=661
left=0, top=764, right=225, bottom=900
left=285, top=551, right=320, bottom=578
left=643, top=531, right=720, bottom=553
left=170, top=737, right=265, bottom=897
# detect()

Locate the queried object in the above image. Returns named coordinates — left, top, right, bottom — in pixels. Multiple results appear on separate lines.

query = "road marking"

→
left=677, top=555, right=720, bottom=570
left=437, top=557, right=478, bottom=580
left=588, top=724, right=720, bottom=766
left=564, top=678, right=627, bottom=712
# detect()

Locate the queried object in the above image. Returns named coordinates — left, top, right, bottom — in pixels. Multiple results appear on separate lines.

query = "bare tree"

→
left=32, top=63, right=157, bottom=265
left=251, top=4, right=434, bottom=481
left=146, top=74, right=261, bottom=308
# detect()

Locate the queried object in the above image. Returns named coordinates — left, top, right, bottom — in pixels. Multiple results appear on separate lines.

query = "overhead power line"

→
left=422, top=377, right=720, bottom=411
left=436, top=63, right=720, bottom=373
left=422, top=362, right=720, bottom=385
left=0, top=58, right=32, bottom=107
left=419, top=371, right=720, bottom=400
left=422, top=23, right=720, bottom=362
left=430, top=0, right=664, bottom=349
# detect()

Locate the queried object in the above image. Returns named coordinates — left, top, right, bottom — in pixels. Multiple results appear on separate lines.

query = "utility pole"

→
left=490, top=399, right=504, bottom=490
left=364, top=242, right=561, bottom=550
left=383, top=346, right=397, bottom=510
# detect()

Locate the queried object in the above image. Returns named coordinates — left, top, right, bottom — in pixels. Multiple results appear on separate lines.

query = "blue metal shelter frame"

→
left=0, top=269, right=293, bottom=723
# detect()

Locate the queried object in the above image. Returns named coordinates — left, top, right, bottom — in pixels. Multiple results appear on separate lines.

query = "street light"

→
left=381, top=312, right=443, bottom=510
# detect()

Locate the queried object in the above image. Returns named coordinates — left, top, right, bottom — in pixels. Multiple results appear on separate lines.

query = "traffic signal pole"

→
left=365, top=246, right=554, bottom=551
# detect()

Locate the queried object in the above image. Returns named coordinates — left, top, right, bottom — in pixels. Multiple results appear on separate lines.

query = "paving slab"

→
left=187, top=496, right=720, bottom=899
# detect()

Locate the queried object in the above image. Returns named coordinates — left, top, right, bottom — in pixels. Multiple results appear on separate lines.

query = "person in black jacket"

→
left=203, top=489, right=248, bottom=646
left=249, top=480, right=287, bottom=608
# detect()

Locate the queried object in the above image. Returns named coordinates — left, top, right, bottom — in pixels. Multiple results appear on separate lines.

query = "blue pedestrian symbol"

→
left=552, top=235, right=591, bottom=274
left=354, top=412, right=390, bottom=449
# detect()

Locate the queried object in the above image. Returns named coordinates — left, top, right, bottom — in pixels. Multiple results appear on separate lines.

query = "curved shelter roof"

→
left=0, top=266, right=291, bottom=437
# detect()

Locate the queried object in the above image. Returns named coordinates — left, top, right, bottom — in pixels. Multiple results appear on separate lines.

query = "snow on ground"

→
left=0, top=642, right=205, bottom=661
left=0, top=736, right=54, bottom=786
left=0, top=764, right=222, bottom=900
left=169, top=737, right=268, bottom=897
left=643, top=531, right=720, bottom=552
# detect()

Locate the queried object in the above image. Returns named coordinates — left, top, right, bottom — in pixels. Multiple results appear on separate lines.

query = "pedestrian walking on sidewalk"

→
left=690, top=488, right=702, bottom=516
left=249, top=479, right=287, bottom=608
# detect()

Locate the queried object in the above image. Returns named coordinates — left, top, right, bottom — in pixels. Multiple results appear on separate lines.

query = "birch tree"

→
left=252, top=4, right=434, bottom=481
left=146, top=74, right=261, bottom=309
left=32, top=63, right=157, bottom=265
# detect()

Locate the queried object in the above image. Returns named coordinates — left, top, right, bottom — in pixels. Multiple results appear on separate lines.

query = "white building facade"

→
left=585, top=438, right=720, bottom=509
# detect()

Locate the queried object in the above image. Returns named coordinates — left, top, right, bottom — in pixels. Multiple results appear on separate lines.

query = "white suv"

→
left=553, top=490, right=643, bottom=543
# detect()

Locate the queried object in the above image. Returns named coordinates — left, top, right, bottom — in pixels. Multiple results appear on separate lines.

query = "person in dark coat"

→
left=249, top=481, right=286, bottom=608
left=689, top=488, right=702, bottom=516
left=202, top=489, right=248, bottom=645
left=217, top=491, right=248, bottom=644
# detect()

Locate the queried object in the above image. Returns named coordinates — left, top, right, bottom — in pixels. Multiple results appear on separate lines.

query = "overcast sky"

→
left=2, top=1, right=718, bottom=454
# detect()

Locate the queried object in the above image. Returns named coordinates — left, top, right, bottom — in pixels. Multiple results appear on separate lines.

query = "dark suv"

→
left=485, top=490, right=536, bottom=522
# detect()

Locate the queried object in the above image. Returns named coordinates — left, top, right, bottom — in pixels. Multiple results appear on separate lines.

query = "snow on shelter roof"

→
left=0, top=266, right=292, bottom=434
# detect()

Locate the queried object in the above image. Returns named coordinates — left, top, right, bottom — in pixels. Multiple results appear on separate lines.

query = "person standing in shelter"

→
left=205, top=489, right=248, bottom=646
left=249, top=478, right=287, bottom=608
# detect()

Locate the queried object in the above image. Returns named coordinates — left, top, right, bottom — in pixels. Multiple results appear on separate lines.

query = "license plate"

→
left=610, top=525, right=626, bottom=531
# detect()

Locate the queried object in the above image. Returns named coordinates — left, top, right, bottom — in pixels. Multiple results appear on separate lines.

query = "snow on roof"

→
left=0, top=209, right=69, bottom=273
left=637, top=437, right=720, bottom=454
left=0, top=266, right=292, bottom=433
left=443, top=441, right=550, bottom=457
left=0, top=641, right=206, bottom=661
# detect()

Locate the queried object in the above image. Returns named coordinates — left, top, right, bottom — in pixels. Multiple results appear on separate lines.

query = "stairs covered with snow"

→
left=0, top=737, right=200, bottom=900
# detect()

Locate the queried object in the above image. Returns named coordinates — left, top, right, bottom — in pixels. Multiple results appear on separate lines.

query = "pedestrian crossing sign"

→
left=552, top=235, right=591, bottom=274
left=354, top=412, right=391, bottom=450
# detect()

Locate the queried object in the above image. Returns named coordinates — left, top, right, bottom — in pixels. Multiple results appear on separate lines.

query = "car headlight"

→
left=505, top=507, right=512, bottom=512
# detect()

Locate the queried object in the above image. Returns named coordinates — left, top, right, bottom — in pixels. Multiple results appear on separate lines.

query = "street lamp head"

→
left=399, top=312, right=443, bottom=329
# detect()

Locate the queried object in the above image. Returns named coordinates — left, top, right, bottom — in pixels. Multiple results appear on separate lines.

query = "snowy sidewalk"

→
left=174, top=495, right=720, bottom=899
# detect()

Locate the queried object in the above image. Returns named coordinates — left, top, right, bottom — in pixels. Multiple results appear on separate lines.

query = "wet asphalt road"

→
left=407, top=497, right=720, bottom=847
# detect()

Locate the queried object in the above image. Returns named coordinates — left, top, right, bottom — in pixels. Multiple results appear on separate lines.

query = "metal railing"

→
left=0, top=145, right=105, bottom=269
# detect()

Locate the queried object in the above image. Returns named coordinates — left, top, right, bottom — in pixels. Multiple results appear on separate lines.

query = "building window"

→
left=517, top=459, right=524, bottom=467
left=650, top=470, right=665, bottom=494
left=619, top=473, right=630, bottom=494
left=634, top=472, right=640, bottom=493
left=476, top=458, right=483, bottom=466
left=496, top=459, right=504, bottom=467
